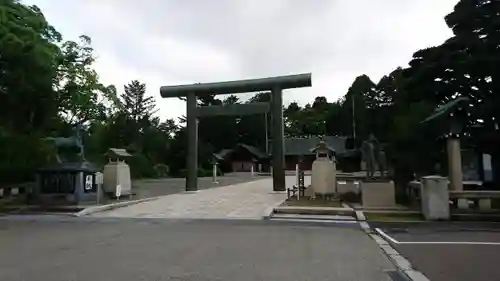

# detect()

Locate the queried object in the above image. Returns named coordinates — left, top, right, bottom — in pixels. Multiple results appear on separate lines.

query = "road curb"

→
left=74, top=196, right=162, bottom=217
left=355, top=210, right=366, bottom=221
left=262, top=198, right=289, bottom=220
left=364, top=221, right=430, bottom=281
left=262, top=206, right=276, bottom=220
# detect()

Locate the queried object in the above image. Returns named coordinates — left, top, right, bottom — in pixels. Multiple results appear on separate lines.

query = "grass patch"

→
left=365, top=212, right=424, bottom=222
left=282, top=196, right=343, bottom=207
left=0, top=196, right=25, bottom=205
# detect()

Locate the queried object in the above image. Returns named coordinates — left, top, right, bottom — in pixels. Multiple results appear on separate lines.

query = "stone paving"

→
left=93, top=175, right=310, bottom=219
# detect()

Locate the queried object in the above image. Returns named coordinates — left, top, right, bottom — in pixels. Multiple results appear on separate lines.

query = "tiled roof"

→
left=215, top=137, right=350, bottom=159
left=238, top=143, right=268, bottom=159
left=213, top=144, right=268, bottom=161
left=283, top=136, right=348, bottom=156
left=422, top=97, right=470, bottom=123
left=213, top=149, right=233, bottom=161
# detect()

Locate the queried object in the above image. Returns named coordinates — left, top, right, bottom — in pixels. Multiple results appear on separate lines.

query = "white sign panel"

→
left=116, top=185, right=121, bottom=198
left=84, top=175, right=93, bottom=190
left=95, top=172, right=104, bottom=185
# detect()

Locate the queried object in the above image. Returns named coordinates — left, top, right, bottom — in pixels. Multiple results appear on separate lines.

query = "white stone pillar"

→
left=212, top=163, right=218, bottom=184
left=332, top=157, right=338, bottom=194
left=420, top=176, right=450, bottom=220
left=295, top=164, right=299, bottom=186
left=447, top=138, right=463, bottom=191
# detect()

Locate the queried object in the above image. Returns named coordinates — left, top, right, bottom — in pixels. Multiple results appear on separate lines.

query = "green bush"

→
left=153, top=164, right=169, bottom=178
left=127, top=153, right=156, bottom=179
left=0, top=134, right=54, bottom=184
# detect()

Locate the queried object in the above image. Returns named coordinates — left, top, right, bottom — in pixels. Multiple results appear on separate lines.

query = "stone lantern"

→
left=310, top=140, right=336, bottom=198
left=103, top=148, right=132, bottom=197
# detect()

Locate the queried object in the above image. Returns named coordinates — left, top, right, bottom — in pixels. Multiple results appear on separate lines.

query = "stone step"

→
left=271, top=213, right=357, bottom=221
left=274, top=206, right=355, bottom=216
left=451, top=213, right=500, bottom=222
left=270, top=218, right=360, bottom=224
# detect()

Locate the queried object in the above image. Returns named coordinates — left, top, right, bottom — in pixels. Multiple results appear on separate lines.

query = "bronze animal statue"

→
left=44, top=126, right=86, bottom=163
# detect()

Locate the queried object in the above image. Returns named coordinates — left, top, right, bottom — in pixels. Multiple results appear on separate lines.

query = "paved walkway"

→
left=93, top=176, right=309, bottom=219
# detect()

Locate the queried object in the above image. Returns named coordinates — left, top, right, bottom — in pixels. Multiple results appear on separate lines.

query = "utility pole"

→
left=352, top=93, right=356, bottom=140
left=264, top=112, right=269, bottom=154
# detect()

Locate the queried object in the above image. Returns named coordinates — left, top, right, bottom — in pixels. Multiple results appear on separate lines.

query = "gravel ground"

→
left=133, top=173, right=263, bottom=199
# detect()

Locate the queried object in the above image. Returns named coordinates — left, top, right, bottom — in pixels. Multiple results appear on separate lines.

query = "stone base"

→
left=337, top=181, right=359, bottom=194
left=457, top=198, right=469, bottom=209
left=361, top=181, right=395, bottom=208
left=35, top=161, right=100, bottom=205
left=479, top=198, right=492, bottom=210
left=183, top=190, right=200, bottom=194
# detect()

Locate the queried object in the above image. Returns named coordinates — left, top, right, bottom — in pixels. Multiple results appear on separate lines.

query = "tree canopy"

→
left=0, top=0, right=499, bottom=187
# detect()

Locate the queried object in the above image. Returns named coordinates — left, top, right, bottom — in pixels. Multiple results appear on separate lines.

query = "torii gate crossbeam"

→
left=160, top=73, right=312, bottom=192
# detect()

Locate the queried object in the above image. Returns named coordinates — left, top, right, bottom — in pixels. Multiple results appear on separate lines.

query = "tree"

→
left=340, top=75, right=377, bottom=141
left=121, top=80, right=157, bottom=123
left=56, top=35, right=119, bottom=126
left=0, top=1, right=64, bottom=182
left=0, top=0, right=62, bottom=133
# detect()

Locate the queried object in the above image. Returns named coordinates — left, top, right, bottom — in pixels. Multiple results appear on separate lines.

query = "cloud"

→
left=24, top=0, right=458, bottom=120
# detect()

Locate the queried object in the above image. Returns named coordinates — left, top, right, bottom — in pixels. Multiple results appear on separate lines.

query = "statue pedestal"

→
left=361, top=180, right=395, bottom=208
left=337, top=181, right=359, bottom=194
left=103, top=161, right=132, bottom=197
left=35, top=161, right=100, bottom=205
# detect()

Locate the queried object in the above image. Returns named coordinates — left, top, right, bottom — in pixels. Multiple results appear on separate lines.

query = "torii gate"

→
left=160, top=73, right=312, bottom=192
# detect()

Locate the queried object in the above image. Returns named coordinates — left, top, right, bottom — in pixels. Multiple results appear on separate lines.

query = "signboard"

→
left=116, top=184, right=121, bottom=199
left=95, top=172, right=104, bottom=185
left=84, top=175, right=93, bottom=191
left=95, top=172, right=103, bottom=204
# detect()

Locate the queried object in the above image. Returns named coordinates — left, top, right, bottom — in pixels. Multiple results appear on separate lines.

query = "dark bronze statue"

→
left=361, top=134, right=387, bottom=179
left=44, top=125, right=86, bottom=163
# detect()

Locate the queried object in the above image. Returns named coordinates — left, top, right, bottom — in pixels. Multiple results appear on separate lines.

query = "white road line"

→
left=398, top=241, right=500, bottom=245
left=374, top=228, right=500, bottom=245
left=374, top=228, right=400, bottom=244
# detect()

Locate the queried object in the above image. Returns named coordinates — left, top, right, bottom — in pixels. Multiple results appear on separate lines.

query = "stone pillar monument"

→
left=420, top=176, right=450, bottom=220
left=447, top=137, right=463, bottom=191
left=212, top=160, right=219, bottom=184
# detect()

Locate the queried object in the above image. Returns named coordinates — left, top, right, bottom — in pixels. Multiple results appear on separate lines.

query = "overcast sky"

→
left=26, top=0, right=458, bottom=121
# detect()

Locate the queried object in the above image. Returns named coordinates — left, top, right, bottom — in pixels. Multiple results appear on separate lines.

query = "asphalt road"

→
left=0, top=217, right=395, bottom=281
left=133, top=173, right=262, bottom=199
left=373, top=222, right=500, bottom=281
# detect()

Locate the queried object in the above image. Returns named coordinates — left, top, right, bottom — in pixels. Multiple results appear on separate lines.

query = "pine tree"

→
left=121, top=80, right=157, bottom=123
